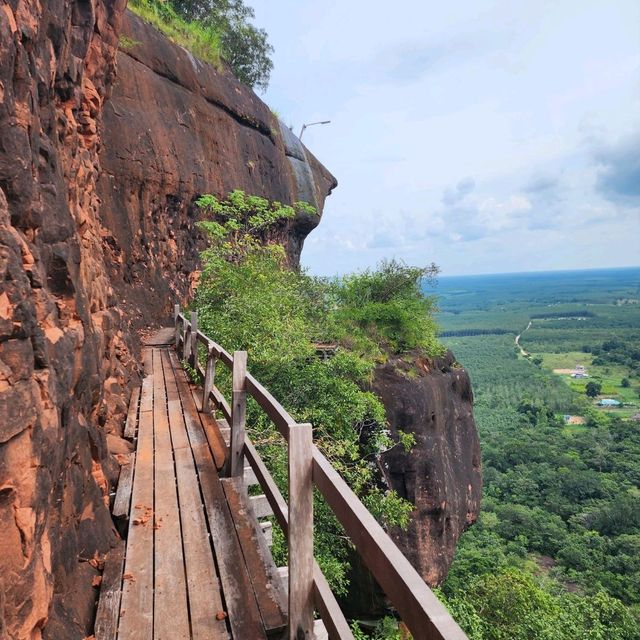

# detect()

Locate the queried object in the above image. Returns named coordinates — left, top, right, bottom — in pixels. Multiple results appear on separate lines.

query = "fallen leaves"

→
left=92, top=575, right=103, bottom=588
left=123, top=572, right=136, bottom=582
left=133, top=504, right=154, bottom=526
left=215, top=611, right=227, bottom=621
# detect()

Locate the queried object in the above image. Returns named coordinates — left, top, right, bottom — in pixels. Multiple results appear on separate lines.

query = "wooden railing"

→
left=174, top=306, right=468, bottom=640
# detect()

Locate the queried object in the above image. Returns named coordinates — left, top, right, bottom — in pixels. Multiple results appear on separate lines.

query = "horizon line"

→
left=436, top=264, right=640, bottom=280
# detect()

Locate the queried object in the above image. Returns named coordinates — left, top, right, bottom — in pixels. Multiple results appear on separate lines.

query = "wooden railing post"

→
left=174, top=304, right=181, bottom=349
left=288, top=422, right=314, bottom=640
left=202, top=349, right=217, bottom=414
left=229, top=351, right=247, bottom=477
left=189, top=311, right=198, bottom=368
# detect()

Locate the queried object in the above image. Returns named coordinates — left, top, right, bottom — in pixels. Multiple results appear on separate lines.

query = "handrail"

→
left=173, top=305, right=468, bottom=640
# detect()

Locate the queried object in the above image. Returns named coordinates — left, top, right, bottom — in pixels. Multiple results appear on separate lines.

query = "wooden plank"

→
left=162, top=351, right=228, bottom=640
left=139, top=374, right=153, bottom=414
left=143, top=327, right=175, bottom=346
left=288, top=423, right=314, bottom=640
left=246, top=373, right=295, bottom=440
left=191, top=443, right=268, bottom=640
left=200, top=413, right=227, bottom=471
left=123, top=386, right=140, bottom=440
left=168, top=349, right=267, bottom=640
left=174, top=446, right=229, bottom=640
left=250, top=494, right=274, bottom=519
left=142, top=347, right=153, bottom=376
left=312, top=446, right=468, bottom=640
left=94, top=540, right=126, bottom=640
left=152, top=349, right=190, bottom=640
left=261, top=520, right=273, bottom=546
left=314, top=620, right=330, bottom=640
left=202, top=351, right=216, bottom=413
left=229, top=351, right=247, bottom=477
left=277, top=564, right=353, bottom=640
left=174, top=357, right=226, bottom=469
left=118, top=360, right=155, bottom=640
left=189, top=311, right=198, bottom=368
left=222, top=477, right=288, bottom=635
left=112, top=454, right=135, bottom=537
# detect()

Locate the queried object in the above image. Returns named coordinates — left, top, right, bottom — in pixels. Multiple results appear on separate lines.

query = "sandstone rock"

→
left=374, top=351, right=482, bottom=585
left=97, top=12, right=337, bottom=330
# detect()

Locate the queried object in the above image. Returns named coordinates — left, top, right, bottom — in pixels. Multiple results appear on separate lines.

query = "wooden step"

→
left=123, top=386, right=140, bottom=440
left=250, top=494, right=274, bottom=519
left=94, top=540, right=125, bottom=640
left=112, top=454, right=135, bottom=538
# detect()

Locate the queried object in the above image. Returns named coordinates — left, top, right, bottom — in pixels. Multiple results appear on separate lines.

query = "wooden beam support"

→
left=202, top=350, right=217, bottom=414
left=288, top=423, right=314, bottom=640
left=228, top=351, right=247, bottom=477
left=189, top=311, right=198, bottom=369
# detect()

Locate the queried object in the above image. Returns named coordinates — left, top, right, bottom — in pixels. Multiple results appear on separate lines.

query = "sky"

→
left=250, top=0, right=640, bottom=277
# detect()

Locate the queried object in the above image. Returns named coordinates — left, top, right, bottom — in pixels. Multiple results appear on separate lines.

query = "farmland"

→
left=426, top=267, right=640, bottom=639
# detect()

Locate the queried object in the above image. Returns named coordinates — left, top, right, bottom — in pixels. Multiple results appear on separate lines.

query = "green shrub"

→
left=193, top=191, right=443, bottom=595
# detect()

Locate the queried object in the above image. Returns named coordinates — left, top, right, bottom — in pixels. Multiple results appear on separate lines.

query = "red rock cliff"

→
left=0, top=3, right=334, bottom=637
left=97, top=11, right=337, bottom=326
left=374, top=351, right=481, bottom=586
left=0, top=1, right=478, bottom=636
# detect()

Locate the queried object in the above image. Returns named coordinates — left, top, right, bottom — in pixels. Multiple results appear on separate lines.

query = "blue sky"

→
left=250, top=0, right=640, bottom=276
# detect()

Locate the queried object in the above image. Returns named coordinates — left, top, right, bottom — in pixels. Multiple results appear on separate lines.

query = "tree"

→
left=621, top=378, right=630, bottom=388
left=170, top=0, right=273, bottom=90
left=586, top=381, right=602, bottom=398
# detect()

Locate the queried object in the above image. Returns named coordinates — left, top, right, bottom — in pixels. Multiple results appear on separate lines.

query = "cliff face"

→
left=0, top=1, right=478, bottom=636
left=0, top=3, right=334, bottom=638
left=97, top=11, right=336, bottom=326
left=374, top=351, right=482, bottom=585
left=0, top=0, right=129, bottom=637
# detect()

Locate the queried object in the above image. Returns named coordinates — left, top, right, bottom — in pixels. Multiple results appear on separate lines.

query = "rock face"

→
left=374, top=351, right=482, bottom=585
left=0, top=0, right=130, bottom=637
left=97, top=11, right=337, bottom=326
left=0, top=3, right=334, bottom=638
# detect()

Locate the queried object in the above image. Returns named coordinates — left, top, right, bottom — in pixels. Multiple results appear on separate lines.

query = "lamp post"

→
left=299, top=120, right=331, bottom=140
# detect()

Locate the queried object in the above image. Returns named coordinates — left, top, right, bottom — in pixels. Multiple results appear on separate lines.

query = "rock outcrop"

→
left=0, top=0, right=478, bottom=636
left=374, top=351, right=482, bottom=585
left=97, top=11, right=336, bottom=327
left=0, top=3, right=334, bottom=638
left=0, top=0, right=129, bottom=636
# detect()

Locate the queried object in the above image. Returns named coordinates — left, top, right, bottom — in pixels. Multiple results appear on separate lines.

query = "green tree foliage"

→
left=169, top=0, right=273, bottom=89
left=332, top=261, right=442, bottom=356
left=439, top=568, right=639, bottom=640
left=586, top=380, right=603, bottom=397
left=440, top=314, right=640, bottom=637
left=193, top=191, right=439, bottom=596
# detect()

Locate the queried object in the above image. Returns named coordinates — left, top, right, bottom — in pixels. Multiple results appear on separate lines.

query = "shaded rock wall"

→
left=97, top=11, right=337, bottom=327
left=0, top=4, right=334, bottom=638
left=374, top=351, right=482, bottom=585
left=0, top=0, right=129, bottom=637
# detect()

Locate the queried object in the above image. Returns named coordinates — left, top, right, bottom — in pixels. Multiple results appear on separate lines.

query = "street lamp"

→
left=299, top=120, right=331, bottom=140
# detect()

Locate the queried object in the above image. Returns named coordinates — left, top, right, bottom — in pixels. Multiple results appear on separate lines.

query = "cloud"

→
left=593, top=131, right=640, bottom=203
left=524, top=175, right=560, bottom=196
left=442, top=177, right=476, bottom=206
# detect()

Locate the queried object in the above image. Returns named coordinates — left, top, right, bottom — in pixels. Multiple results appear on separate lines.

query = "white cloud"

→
left=250, top=0, right=640, bottom=276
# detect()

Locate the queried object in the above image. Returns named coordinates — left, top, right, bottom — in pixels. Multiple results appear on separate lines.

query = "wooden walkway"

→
left=95, top=333, right=287, bottom=640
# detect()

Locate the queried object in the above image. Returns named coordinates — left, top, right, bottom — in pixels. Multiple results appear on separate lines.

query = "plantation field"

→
left=432, top=267, right=640, bottom=638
